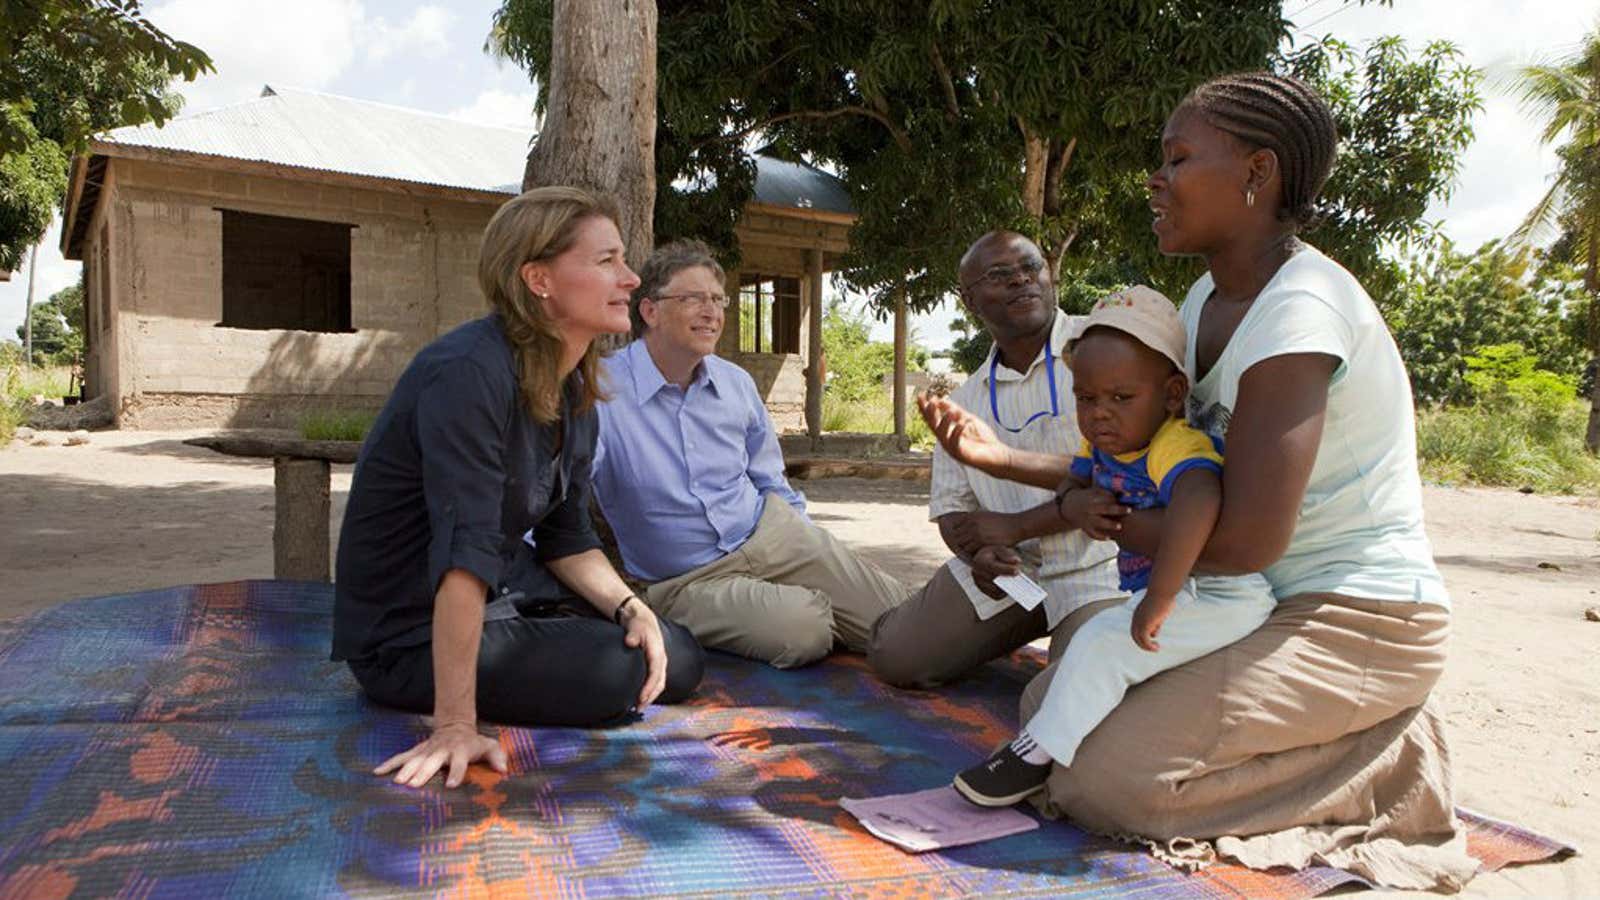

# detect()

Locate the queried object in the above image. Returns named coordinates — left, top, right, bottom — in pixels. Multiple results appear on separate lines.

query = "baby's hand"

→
left=1131, top=593, right=1176, bottom=652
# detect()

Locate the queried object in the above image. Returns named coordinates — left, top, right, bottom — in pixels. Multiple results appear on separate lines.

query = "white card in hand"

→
left=993, top=573, right=1047, bottom=610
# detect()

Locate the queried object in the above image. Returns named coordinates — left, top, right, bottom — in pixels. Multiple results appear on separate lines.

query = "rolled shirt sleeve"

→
left=929, top=442, right=981, bottom=519
left=415, top=357, right=512, bottom=594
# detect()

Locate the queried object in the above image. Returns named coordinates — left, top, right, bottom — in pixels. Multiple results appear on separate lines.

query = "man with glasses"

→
left=590, top=239, right=909, bottom=669
left=868, top=231, right=1125, bottom=688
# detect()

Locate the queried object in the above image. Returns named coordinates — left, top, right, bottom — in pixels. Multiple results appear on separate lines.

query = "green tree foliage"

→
left=821, top=299, right=926, bottom=404
left=1508, top=25, right=1600, bottom=450
left=0, top=0, right=212, bottom=155
left=19, top=300, right=68, bottom=360
left=1277, top=37, right=1479, bottom=300
left=0, top=138, right=67, bottom=271
left=493, top=0, right=1288, bottom=300
left=1383, top=240, right=1587, bottom=404
left=16, top=281, right=84, bottom=362
left=0, top=0, right=212, bottom=269
left=492, top=3, right=1475, bottom=326
left=1463, top=343, right=1578, bottom=412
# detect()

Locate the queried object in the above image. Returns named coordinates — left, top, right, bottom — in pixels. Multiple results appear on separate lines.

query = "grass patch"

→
left=300, top=409, right=376, bottom=442
left=1, top=364, right=73, bottom=445
left=1417, top=400, right=1600, bottom=494
left=821, top=392, right=933, bottom=450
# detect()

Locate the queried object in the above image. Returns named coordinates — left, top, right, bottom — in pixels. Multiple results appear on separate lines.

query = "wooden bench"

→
left=185, top=435, right=360, bottom=582
left=183, top=435, right=934, bottom=582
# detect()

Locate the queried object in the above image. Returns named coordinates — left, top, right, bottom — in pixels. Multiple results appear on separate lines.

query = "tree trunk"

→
left=892, top=280, right=908, bottom=449
left=1586, top=358, right=1599, bottom=454
left=1019, top=120, right=1047, bottom=221
left=805, top=249, right=824, bottom=445
left=522, top=0, right=657, bottom=277
left=1586, top=233, right=1599, bottom=453
left=23, top=243, right=37, bottom=367
left=1041, top=137, right=1077, bottom=284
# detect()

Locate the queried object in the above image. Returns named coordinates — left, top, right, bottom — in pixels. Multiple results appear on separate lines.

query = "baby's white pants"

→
left=1026, top=573, right=1276, bottom=766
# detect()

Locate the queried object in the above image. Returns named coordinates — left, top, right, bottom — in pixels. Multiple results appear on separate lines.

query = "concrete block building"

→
left=59, top=86, right=857, bottom=430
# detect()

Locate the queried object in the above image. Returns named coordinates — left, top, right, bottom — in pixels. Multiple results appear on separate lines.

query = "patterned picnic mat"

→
left=0, top=581, right=1574, bottom=898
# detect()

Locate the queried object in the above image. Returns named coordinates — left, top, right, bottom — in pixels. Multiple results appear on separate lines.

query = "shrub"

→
left=820, top=392, right=933, bottom=450
left=1416, top=344, right=1600, bottom=494
left=0, top=363, right=72, bottom=445
left=822, top=300, right=925, bottom=403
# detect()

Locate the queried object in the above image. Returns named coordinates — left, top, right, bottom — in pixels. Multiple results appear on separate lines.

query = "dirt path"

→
left=2, top=430, right=1595, bottom=895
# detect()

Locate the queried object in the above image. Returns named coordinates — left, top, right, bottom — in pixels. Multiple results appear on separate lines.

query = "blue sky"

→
left=3, top=0, right=1594, bottom=350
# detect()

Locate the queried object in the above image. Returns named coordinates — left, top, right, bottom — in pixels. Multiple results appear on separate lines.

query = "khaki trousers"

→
left=644, top=497, right=909, bottom=668
left=868, top=561, right=1125, bottom=689
left=1022, top=593, right=1476, bottom=891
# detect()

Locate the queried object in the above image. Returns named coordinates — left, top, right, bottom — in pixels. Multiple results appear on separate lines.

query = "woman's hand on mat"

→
left=1057, top=486, right=1129, bottom=540
left=971, top=545, right=1022, bottom=599
left=917, top=393, right=1011, bottom=472
left=949, top=511, right=1020, bottom=556
left=1131, top=594, right=1176, bottom=652
left=374, top=721, right=508, bottom=788
left=620, top=602, right=668, bottom=708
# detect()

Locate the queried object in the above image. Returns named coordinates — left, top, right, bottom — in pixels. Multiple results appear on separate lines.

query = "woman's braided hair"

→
left=1179, top=72, right=1339, bottom=228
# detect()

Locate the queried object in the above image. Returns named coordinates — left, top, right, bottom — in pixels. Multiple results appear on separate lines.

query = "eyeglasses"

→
left=652, top=292, right=730, bottom=310
left=963, top=257, right=1045, bottom=290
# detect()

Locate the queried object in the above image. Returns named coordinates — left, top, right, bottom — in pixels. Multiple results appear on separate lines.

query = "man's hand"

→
left=1131, top=593, right=1176, bottom=652
left=970, top=545, right=1022, bottom=599
left=374, top=721, right=508, bottom=788
left=917, top=393, right=1012, bottom=472
left=1056, top=484, right=1129, bottom=540
left=948, top=510, right=1021, bottom=557
left=619, top=601, right=668, bottom=708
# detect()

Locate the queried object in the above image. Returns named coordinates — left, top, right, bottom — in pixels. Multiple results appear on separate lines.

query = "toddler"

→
left=954, top=286, right=1275, bottom=807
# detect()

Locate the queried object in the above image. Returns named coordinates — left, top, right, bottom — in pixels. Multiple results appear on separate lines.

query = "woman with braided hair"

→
left=918, top=72, right=1473, bottom=889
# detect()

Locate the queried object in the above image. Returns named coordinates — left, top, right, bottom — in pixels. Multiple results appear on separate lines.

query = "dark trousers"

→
left=350, top=594, right=705, bottom=728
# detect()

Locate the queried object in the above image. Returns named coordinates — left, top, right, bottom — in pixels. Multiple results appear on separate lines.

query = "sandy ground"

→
left=2, top=429, right=1596, bottom=896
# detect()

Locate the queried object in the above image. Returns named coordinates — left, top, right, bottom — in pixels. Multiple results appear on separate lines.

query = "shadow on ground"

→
left=0, top=472, right=348, bottom=620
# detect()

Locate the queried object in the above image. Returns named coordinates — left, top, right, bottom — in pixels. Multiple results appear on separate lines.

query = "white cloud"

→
left=146, top=0, right=366, bottom=114
left=368, top=5, right=456, bottom=64
left=447, top=89, right=540, bottom=133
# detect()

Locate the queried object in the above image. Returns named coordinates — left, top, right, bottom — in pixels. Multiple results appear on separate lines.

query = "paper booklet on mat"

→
left=840, top=786, right=1039, bottom=853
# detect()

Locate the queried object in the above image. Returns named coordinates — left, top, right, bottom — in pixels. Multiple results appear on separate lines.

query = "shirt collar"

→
left=983, top=312, right=1077, bottom=384
left=625, top=339, right=720, bottom=404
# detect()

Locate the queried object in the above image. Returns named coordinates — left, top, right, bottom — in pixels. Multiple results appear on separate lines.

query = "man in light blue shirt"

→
left=592, top=240, right=908, bottom=668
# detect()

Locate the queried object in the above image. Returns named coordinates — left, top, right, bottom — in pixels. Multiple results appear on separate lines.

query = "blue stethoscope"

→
left=988, top=338, right=1059, bottom=433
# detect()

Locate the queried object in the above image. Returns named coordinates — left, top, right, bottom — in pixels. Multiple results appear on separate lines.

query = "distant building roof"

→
left=83, top=84, right=853, bottom=210
left=750, top=156, right=853, bottom=216
left=96, top=86, right=529, bottom=194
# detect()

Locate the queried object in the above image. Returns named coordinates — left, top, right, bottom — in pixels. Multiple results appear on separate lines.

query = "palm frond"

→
left=1507, top=175, right=1569, bottom=251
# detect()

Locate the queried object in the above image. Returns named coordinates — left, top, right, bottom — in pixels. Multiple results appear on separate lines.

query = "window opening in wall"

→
left=220, top=209, right=354, bottom=332
left=738, top=274, right=800, bottom=354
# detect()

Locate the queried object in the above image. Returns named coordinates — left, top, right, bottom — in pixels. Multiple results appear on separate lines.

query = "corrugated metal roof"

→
left=98, top=86, right=855, bottom=215
left=751, top=156, right=854, bottom=215
left=100, top=86, right=529, bottom=193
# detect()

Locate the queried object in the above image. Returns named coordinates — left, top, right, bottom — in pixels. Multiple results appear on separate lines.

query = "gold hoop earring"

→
left=1246, top=189, right=1256, bottom=208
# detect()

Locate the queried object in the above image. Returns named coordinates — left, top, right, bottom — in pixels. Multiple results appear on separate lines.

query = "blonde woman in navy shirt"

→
left=334, top=187, right=704, bottom=789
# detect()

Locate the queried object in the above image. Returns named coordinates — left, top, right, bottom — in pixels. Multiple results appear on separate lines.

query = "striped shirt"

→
left=929, top=312, right=1124, bottom=628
